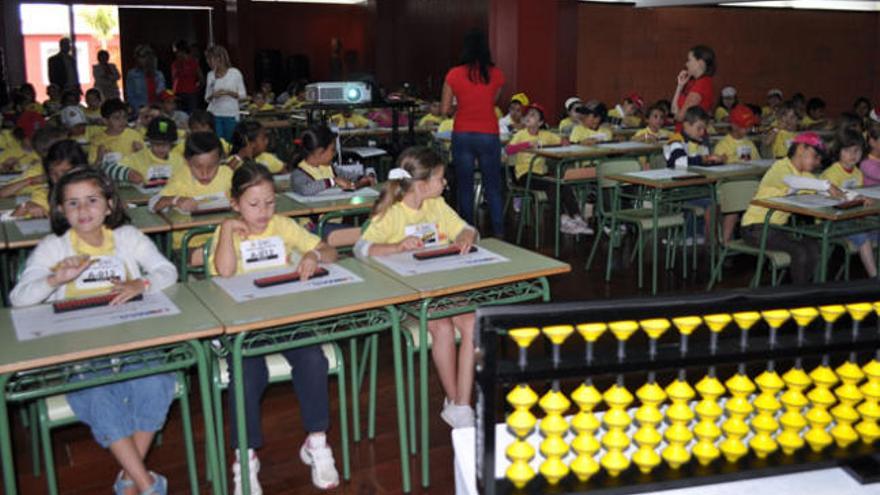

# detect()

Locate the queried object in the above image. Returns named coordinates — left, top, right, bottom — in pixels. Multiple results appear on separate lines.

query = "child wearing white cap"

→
left=558, top=96, right=582, bottom=135
left=714, top=86, right=737, bottom=122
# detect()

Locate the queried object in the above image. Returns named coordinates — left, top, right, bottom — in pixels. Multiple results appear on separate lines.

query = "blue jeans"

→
left=451, top=132, right=504, bottom=237
left=214, top=116, right=238, bottom=141
left=66, top=363, right=176, bottom=448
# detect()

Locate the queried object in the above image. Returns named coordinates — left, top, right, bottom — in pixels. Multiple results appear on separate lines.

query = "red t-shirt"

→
left=675, top=75, right=713, bottom=131
left=444, top=64, right=505, bottom=135
left=172, top=57, right=200, bottom=94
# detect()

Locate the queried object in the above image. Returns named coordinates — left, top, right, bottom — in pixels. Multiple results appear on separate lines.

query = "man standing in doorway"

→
left=48, top=37, right=81, bottom=95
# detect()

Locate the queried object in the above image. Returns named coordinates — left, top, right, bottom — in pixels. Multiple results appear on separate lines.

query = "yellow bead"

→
left=542, top=325, right=574, bottom=346
left=791, top=307, right=819, bottom=327
left=506, top=458, right=535, bottom=489
left=733, top=311, right=761, bottom=331
left=779, top=367, right=811, bottom=455
left=672, top=316, right=702, bottom=335
left=846, top=302, right=873, bottom=322
left=506, top=439, right=535, bottom=463
left=570, top=453, right=600, bottom=482
left=507, top=409, right=537, bottom=438
left=509, top=327, right=540, bottom=349
left=609, top=320, right=639, bottom=341
left=576, top=322, right=607, bottom=342
left=873, top=301, right=880, bottom=316
left=663, top=380, right=695, bottom=469
left=721, top=374, right=755, bottom=463
left=507, top=384, right=538, bottom=410
left=640, top=318, right=671, bottom=340
left=538, top=390, right=571, bottom=416
left=539, top=456, right=569, bottom=485
left=761, top=309, right=791, bottom=329
left=819, top=304, right=846, bottom=323
left=704, top=313, right=732, bottom=333
left=858, top=360, right=880, bottom=444
left=601, top=385, right=633, bottom=477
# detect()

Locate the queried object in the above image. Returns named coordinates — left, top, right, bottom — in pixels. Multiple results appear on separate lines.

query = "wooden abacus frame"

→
left=474, top=280, right=880, bottom=495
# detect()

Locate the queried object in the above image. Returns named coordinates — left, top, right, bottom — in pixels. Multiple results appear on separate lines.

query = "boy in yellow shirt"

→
left=741, top=132, right=843, bottom=284
left=569, top=103, right=612, bottom=144
left=763, top=102, right=799, bottom=159
left=713, top=105, right=761, bottom=162
left=83, top=88, right=104, bottom=124
left=90, top=98, right=144, bottom=166
left=418, top=101, right=444, bottom=128
left=499, top=92, right=529, bottom=134
left=714, top=86, right=737, bottom=122
left=761, top=88, right=783, bottom=124
left=632, top=102, right=672, bottom=143
left=800, top=97, right=828, bottom=130
left=608, top=92, right=643, bottom=128
left=120, top=116, right=186, bottom=188
left=329, top=110, right=374, bottom=129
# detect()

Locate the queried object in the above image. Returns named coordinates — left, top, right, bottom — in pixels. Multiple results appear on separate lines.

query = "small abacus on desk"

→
left=53, top=293, right=143, bottom=313
left=474, top=280, right=880, bottom=495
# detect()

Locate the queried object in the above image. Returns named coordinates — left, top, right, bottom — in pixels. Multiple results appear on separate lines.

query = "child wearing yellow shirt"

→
left=714, top=86, right=737, bottom=122
left=800, top=97, right=828, bottom=130
left=290, top=125, right=375, bottom=196
left=558, top=97, right=582, bottom=135
left=209, top=162, right=340, bottom=492
left=418, top=101, right=444, bottom=128
left=90, top=99, right=144, bottom=166
left=329, top=110, right=374, bottom=129
left=0, top=112, right=43, bottom=174
left=11, top=140, right=80, bottom=218
left=761, top=89, right=783, bottom=125
left=632, top=103, right=672, bottom=143
left=713, top=105, right=762, bottom=243
left=821, top=129, right=877, bottom=277
left=119, top=116, right=185, bottom=188
left=355, top=147, right=477, bottom=428
left=569, top=103, right=613, bottom=144
left=83, top=88, right=104, bottom=124
left=741, top=132, right=843, bottom=284
left=763, top=102, right=799, bottom=159
left=226, top=120, right=286, bottom=173
left=608, top=92, right=643, bottom=128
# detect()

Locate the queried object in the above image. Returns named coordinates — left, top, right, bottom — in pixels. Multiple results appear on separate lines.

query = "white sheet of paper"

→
left=211, top=263, right=364, bottom=303
left=11, top=291, right=181, bottom=342
left=853, top=186, right=880, bottom=200
left=372, top=245, right=509, bottom=276
left=134, top=184, right=163, bottom=194
left=689, top=163, right=761, bottom=173
left=345, top=146, right=387, bottom=158
left=625, top=169, right=698, bottom=180
left=285, top=187, right=379, bottom=203
left=540, top=145, right=593, bottom=154
left=769, top=194, right=841, bottom=208
left=15, top=218, right=51, bottom=235
left=594, top=141, right=654, bottom=151
left=0, top=174, right=19, bottom=184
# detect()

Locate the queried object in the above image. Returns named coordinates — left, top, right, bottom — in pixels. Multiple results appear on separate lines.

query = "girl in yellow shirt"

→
left=227, top=120, right=286, bottom=173
left=11, top=140, right=81, bottom=218
left=356, top=147, right=478, bottom=428
left=210, top=162, right=340, bottom=491
left=290, top=125, right=374, bottom=196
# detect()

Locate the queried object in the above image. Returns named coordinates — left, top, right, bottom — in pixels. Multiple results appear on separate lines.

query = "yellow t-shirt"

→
left=609, top=108, right=641, bottom=128
left=255, top=152, right=286, bottom=174
left=161, top=164, right=233, bottom=249
left=250, top=102, right=275, bottom=113
left=558, top=117, right=575, bottom=133
left=64, top=227, right=130, bottom=299
left=0, top=148, right=40, bottom=173
left=509, top=129, right=562, bottom=179
left=438, top=119, right=454, bottom=133
left=569, top=124, right=612, bottom=144
left=329, top=113, right=373, bottom=129
left=282, top=96, right=303, bottom=110
left=16, top=165, right=49, bottom=211
left=208, top=214, right=320, bottom=276
left=362, top=197, right=468, bottom=246
left=0, top=130, right=18, bottom=153
left=714, top=107, right=730, bottom=122
left=742, top=158, right=818, bottom=227
left=713, top=134, right=761, bottom=162
left=771, top=129, right=796, bottom=159
left=119, top=147, right=186, bottom=184
left=820, top=162, right=864, bottom=190
left=632, top=127, right=671, bottom=141
left=418, top=114, right=444, bottom=128
left=297, top=160, right=335, bottom=180
left=800, top=115, right=824, bottom=129
left=89, top=128, right=144, bottom=164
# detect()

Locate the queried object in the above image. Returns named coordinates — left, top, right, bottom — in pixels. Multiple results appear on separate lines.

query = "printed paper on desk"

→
left=372, top=244, right=509, bottom=276
left=240, top=236, right=286, bottom=272
left=211, top=263, right=364, bottom=302
left=11, top=291, right=181, bottom=341
left=538, top=145, right=592, bottom=154
left=689, top=163, right=757, bottom=173
left=0, top=210, right=16, bottom=222
left=196, top=193, right=229, bottom=209
left=594, top=142, right=655, bottom=151
left=14, top=218, right=51, bottom=235
left=285, top=187, right=379, bottom=203
left=853, top=186, right=880, bottom=200
left=335, top=162, right=365, bottom=178
left=769, top=194, right=841, bottom=209
left=626, top=169, right=697, bottom=180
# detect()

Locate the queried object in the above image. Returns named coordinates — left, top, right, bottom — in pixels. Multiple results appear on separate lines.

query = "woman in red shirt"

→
left=671, top=45, right=716, bottom=131
left=441, top=29, right=506, bottom=237
left=171, top=40, right=203, bottom=114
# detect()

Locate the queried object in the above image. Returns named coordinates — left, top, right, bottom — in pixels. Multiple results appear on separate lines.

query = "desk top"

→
left=0, top=285, right=223, bottom=374
left=4, top=207, right=168, bottom=249
left=118, top=185, right=153, bottom=206
left=752, top=197, right=880, bottom=222
left=533, top=142, right=661, bottom=160
left=363, top=238, right=570, bottom=299
left=606, top=171, right=716, bottom=189
left=187, top=257, right=420, bottom=334
left=688, top=159, right=773, bottom=180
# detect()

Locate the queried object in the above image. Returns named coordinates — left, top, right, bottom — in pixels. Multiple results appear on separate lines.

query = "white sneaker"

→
left=570, top=216, right=594, bottom=235
left=232, top=449, right=262, bottom=495
left=300, top=434, right=340, bottom=490
left=441, top=401, right=475, bottom=428
left=560, top=215, right=579, bottom=235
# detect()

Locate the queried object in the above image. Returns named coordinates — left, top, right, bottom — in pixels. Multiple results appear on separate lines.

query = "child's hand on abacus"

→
left=296, top=251, right=320, bottom=281
left=454, top=229, right=476, bottom=255
left=397, top=236, right=423, bottom=253
left=110, top=279, right=147, bottom=305
left=48, top=255, right=92, bottom=287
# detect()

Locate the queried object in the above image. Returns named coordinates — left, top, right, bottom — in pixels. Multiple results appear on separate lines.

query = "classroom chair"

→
left=503, top=155, right=547, bottom=249
left=586, top=159, right=686, bottom=290
left=33, top=372, right=199, bottom=495
left=178, top=225, right=217, bottom=281
left=706, top=180, right=790, bottom=289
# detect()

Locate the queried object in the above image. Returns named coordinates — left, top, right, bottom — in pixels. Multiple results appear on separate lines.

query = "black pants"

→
left=741, top=224, right=820, bottom=285
left=227, top=345, right=330, bottom=449
left=515, top=175, right=580, bottom=217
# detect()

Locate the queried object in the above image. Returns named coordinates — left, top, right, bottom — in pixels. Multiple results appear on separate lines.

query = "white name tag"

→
left=240, top=236, right=286, bottom=272
left=146, top=165, right=172, bottom=182
left=736, top=145, right=753, bottom=161
left=75, top=255, right=126, bottom=290
left=405, top=223, right=440, bottom=246
left=842, top=178, right=858, bottom=190
left=103, top=152, right=122, bottom=167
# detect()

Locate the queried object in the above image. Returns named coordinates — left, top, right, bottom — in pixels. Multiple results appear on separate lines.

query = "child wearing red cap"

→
left=506, top=104, right=589, bottom=235
left=713, top=104, right=762, bottom=243
left=741, top=132, right=844, bottom=284
left=608, top=92, right=644, bottom=128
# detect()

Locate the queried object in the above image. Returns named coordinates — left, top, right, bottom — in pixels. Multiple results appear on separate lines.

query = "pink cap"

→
left=792, top=132, right=826, bottom=153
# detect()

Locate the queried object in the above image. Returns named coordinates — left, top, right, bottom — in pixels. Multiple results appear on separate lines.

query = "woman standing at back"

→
left=441, top=29, right=506, bottom=237
left=204, top=45, right=246, bottom=141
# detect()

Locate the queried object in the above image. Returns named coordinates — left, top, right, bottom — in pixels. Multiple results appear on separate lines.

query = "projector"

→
left=305, top=82, right=372, bottom=104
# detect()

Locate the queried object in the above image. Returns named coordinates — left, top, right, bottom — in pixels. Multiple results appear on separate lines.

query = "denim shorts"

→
left=66, top=364, right=175, bottom=448
left=848, top=231, right=880, bottom=249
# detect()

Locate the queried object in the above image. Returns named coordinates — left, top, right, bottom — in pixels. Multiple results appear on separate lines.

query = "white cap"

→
left=61, top=106, right=87, bottom=128
left=564, top=97, right=582, bottom=111
left=767, top=88, right=783, bottom=98
left=721, top=86, right=737, bottom=98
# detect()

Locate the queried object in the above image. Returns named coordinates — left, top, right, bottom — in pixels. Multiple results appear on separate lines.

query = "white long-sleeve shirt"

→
left=205, top=67, right=246, bottom=119
left=10, top=225, right=178, bottom=307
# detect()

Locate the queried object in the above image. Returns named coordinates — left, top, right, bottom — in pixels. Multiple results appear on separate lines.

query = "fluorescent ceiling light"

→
left=252, top=0, right=367, bottom=4
left=721, top=1, right=880, bottom=11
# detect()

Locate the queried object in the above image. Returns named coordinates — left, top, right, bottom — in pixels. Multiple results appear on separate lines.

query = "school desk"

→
left=519, top=143, right=663, bottom=257
left=750, top=196, right=880, bottom=283
left=605, top=170, right=718, bottom=295
left=0, top=284, right=225, bottom=495
left=362, top=238, right=571, bottom=488
left=302, top=100, right=419, bottom=149
left=186, top=258, right=421, bottom=493
left=118, top=184, right=154, bottom=206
